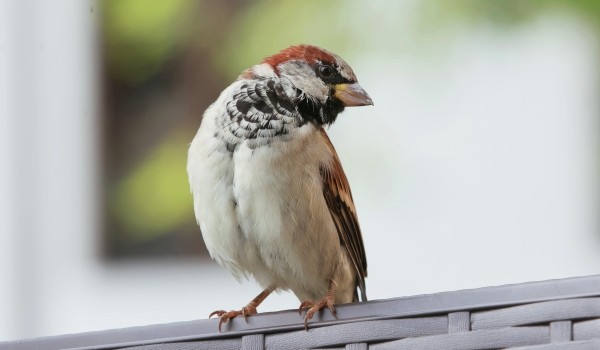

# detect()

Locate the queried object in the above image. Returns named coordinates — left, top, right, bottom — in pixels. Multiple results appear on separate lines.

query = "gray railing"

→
left=2, top=275, right=600, bottom=350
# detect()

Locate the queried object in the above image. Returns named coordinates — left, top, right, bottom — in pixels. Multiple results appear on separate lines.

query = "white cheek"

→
left=280, top=77, right=298, bottom=101
left=295, top=78, right=329, bottom=103
left=278, top=61, right=329, bottom=103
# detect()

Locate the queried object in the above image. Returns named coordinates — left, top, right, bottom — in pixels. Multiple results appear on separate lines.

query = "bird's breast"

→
left=231, top=125, right=341, bottom=293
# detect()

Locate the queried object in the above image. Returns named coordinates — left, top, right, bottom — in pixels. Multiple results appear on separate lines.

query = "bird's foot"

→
left=209, top=305, right=257, bottom=332
left=298, top=295, right=337, bottom=331
left=207, top=287, right=274, bottom=332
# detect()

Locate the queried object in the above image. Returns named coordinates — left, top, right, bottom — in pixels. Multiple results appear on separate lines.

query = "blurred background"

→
left=1, top=0, right=599, bottom=340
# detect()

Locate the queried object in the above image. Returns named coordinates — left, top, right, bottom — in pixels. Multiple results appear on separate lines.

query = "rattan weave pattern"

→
left=3, top=275, right=600, bottom=350
left=120, top=300, right=600, bottom=350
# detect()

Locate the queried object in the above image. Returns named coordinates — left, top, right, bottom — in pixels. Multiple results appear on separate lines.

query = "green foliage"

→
left=111, top=132, right=193, bottom=240
left=103, top=0, right=193, bottom=84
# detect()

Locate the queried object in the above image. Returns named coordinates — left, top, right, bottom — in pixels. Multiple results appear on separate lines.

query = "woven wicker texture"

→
left=118, top=298, right=600, bottom=350
left=3, top=275, right=599, bottom=350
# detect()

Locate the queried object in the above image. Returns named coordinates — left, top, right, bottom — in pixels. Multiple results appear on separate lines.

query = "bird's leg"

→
left=298, top=279, right=337, bottom=330
left=209, top=286, right=274, bottom=332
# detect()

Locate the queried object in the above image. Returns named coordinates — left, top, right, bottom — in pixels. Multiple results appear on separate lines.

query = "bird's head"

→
left=245, top=45, right=373, bottom=125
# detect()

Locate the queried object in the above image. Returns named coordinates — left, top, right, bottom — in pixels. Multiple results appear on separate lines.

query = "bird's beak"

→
left=334, top=83, right=373, bottom=107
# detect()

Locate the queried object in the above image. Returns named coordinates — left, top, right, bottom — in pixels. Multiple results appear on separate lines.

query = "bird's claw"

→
left=208, top=305, right=257, bottom=332
left=298, top=296, right=337, bottom=331
left=208, top=309, right=226, bottom=318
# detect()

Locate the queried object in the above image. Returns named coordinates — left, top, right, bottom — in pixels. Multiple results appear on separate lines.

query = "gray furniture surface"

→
left=2, top=275, right=600, bottom=350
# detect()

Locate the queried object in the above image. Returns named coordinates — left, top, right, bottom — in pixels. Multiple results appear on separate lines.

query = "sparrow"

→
left=187, top=44, right=372, bottom=331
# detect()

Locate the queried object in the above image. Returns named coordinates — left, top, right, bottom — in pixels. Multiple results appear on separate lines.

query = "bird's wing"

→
left=319, top=128, right=368, bottom=301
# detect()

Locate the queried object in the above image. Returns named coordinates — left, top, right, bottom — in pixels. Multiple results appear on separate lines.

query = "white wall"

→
left=1, top=0, right=101, bottom=338
left=335, top=14, right=600, bottom=298
left=0, top=1, right=598, bottom=341
left=0, top=0, right=19, bottom=340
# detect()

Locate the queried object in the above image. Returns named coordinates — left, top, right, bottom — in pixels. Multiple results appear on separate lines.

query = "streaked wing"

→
left=319, top=128, right=368, bottom=301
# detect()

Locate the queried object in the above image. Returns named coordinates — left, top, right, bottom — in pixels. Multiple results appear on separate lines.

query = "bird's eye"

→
left=318, top=65, right=334, bottom=77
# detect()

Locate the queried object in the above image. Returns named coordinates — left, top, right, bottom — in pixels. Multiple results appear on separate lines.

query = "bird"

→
left=187, top=44, right=372, bottom=331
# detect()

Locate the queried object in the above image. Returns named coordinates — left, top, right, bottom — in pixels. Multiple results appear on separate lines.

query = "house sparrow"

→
left=187, top=45, right=372, bottom=331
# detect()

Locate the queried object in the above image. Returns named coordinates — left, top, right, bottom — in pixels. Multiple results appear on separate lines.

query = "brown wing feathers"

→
left=319, top=129, right=368, bottom=301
